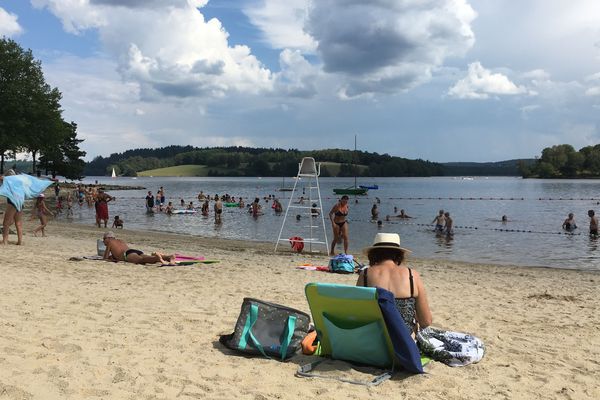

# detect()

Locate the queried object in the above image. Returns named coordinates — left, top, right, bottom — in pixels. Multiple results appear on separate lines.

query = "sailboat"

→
left=333, top=135, right=368, bottom=195
left=111, top=168, right=116, bottom=178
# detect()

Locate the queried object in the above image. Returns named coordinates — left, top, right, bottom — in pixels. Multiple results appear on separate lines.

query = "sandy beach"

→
left=1, top=217, right=599, bottom=400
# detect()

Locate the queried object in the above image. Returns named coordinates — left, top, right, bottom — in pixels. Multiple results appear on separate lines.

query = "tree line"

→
left=520, top=144, right=600, bottom=178
left=0, top=38, right=86, bottom=179
left=85, top=146, right=445, bottom=177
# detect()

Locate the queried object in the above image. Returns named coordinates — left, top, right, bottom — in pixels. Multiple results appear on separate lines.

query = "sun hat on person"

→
left=103, top=231, right=115, bottom=240
left=363, top=232, right=411, bottom=255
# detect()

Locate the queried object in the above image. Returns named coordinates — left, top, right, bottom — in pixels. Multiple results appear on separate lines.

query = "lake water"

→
left=66, top=176, right=600, bottom=271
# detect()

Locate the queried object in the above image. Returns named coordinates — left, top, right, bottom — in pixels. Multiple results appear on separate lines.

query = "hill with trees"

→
left=86, top=145, right=535, bottom=177
left=520, top=144, right=600, bottom=178
left=85, top=146, right=445, bottom=177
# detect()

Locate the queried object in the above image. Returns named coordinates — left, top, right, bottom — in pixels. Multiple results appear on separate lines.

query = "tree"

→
left=0, top=37, right=85, bottom=175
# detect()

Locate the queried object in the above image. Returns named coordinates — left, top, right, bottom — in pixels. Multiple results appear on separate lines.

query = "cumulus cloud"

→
left=33, top=0, right=273, bottom=100
left=0, top=7, right=23, bottom=37
left=90, top=0, right=207, bottom=8
left=244, top=0, right=316, bottom=52
left=306, top=0, right=476, bottom=97
left=448, top=62, right=527, bottom=99
left=273, top=49, right=319, bottom=98
left=246, top=0, right=476, bottom=98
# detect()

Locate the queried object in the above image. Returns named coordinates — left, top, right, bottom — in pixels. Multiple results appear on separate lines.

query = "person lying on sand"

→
left=102, top=231, right=174, bottom=264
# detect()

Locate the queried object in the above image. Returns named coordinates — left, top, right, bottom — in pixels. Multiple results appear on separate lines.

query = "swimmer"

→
left=432, top=210, right=445, bottom=233
left=588, top=210, right=597, bottom=235
left=562, top=213, right=577, bottom=231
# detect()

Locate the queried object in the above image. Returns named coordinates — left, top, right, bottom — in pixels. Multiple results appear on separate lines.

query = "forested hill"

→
left=85, top=146, right=535, bottom=177
left=441, top=159, right=536, bottom=176
left=85, top=146, right=444, bottom=177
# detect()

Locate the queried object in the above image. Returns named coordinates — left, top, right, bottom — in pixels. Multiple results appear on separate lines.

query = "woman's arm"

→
left=355, top=270, right=365, bottom=286
left=328, top=204, right=337, bottom=221
left=413, top=270, right=432, bottom=328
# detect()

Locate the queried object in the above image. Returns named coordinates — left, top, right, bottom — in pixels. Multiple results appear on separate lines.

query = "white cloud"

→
left=0, top=7, right=23, bottom=37
left=247, top=0, right=477, bottom=98
left=244, top=0, right=316, bottom=52
left=585, top=87, right=600, bottom=96
left=448, top=62, right=527, bottom=99
left=33, top=0, right=273, bottom=100
left=273, top=49, right=319, bottom=98
left=522, top=69, right=551, bottom=81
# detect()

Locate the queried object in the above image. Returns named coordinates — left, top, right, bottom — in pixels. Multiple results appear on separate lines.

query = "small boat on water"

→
left=333, top=187, right=368, bottom=195
left=111, top=168, right=116, bottom=178
left=359, top=184, right=379, bottom=190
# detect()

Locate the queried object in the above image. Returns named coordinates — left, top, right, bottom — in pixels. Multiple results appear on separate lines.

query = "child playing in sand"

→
left=112, top=215, right=124, bottom=229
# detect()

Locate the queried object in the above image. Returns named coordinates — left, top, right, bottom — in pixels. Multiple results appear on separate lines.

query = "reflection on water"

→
left=64, top=176, right=600, bottom=271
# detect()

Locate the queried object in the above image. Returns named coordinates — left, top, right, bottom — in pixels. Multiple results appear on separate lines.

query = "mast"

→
left=354, top=134, right=357, bottom=188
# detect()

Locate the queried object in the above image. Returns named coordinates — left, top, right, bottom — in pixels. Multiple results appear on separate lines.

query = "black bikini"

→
left=363, top=267, right=417, bottom=333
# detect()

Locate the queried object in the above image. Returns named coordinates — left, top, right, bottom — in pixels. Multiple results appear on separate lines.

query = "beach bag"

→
left=328, top=253, right=355, bottom=273
left=97, top=239, right=106, bottom=256
left=219, top=298, right=311, bottom=361
left=417, top=326, right=485, bottom=367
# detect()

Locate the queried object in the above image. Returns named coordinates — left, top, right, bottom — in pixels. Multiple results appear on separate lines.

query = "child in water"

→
left=112, top=215, right=124, bottom=229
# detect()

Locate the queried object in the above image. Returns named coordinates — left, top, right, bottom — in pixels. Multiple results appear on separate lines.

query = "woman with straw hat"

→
left=357, top=233, right=432, bottom=337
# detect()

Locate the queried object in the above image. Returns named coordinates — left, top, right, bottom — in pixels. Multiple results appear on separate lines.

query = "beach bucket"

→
left=97, top=239, right=106, bottom=256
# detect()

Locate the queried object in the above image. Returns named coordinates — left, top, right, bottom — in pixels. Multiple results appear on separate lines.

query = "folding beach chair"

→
left=297, top=283, right=427, bottom=386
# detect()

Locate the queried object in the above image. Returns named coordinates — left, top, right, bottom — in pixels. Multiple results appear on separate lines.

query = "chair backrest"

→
left=298, top=157, right=318, bottom=176
left=305, top=282, right=423, bottom=373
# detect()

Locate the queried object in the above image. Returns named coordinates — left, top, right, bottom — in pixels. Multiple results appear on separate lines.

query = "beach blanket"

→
left=68, top=255, right=105, bottom=261
left=296, top=265, right=330, bottom=272
left=416, top=326, right=485, bottom=367
left=0, top=175, right=53, bottom=211
left=174, top=254, right=206, bottom=261
left=159, top=260, right=220, bottom=267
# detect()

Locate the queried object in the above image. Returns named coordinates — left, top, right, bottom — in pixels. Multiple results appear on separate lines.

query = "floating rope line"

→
left=272, top=196, right=600, bottom=202
left=350, top=219, right=584, bottom=236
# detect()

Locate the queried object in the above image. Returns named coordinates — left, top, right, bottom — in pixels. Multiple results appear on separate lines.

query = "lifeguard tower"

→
left=275, top=157, right=329, bottom=253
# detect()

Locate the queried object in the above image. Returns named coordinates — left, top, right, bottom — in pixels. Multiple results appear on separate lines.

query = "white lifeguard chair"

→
left=275, top=157, right=329, bottom=253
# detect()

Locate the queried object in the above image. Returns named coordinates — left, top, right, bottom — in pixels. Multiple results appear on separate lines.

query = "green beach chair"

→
left=297, top=283, right=427, bottom=386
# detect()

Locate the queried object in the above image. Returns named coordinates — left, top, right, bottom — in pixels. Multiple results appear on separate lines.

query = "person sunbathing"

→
left=356, top=233, right=432, bottom=337
left=101, top=231, right=174, bottom=264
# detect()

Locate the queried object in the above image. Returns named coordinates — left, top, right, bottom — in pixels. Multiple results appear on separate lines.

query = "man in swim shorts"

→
left=101, top=231, right=175, bottom=264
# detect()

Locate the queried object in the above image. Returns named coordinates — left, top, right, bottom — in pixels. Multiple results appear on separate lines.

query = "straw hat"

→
left=363, top=232, right=411, bottom=255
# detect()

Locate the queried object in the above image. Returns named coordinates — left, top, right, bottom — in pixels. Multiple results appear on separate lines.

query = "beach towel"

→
left=417, top=326, right=485, bottom=367
left=0, top=175, right=53, bottom=211
left=174, top=254, right=206, bottom=261
left=296, top=265, right=330, bottom=272
left=159, top=260, right=220, bottom=267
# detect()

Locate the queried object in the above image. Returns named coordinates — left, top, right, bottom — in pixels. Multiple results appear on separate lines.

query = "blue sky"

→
left=1, top=0, right=600, bottom=162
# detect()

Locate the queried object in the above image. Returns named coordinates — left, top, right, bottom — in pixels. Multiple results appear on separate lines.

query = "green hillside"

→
left=138, top=165, right=209, bottom=177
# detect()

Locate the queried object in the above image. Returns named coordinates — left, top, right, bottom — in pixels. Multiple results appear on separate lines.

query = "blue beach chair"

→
left=297, top=283, right=426, bottom=385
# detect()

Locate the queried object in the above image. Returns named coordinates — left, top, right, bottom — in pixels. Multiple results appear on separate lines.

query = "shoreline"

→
left=0, top=217, right=599, bottom=399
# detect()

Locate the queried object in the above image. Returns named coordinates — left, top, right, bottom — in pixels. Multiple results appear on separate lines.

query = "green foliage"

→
left=0, top=38, right=85, bottom=176
left=525, top=143, right=600, bottom=178
left=86, top=145, right=444, bottom=177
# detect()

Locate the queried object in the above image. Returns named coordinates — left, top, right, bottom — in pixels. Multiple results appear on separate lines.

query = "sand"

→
left=0, top=218, right=599, bottom=400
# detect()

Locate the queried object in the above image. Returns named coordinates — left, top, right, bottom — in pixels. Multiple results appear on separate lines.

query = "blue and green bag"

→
left=328, top=253, right=356, bottom=273
left=219, top=298, right=311, bottom=361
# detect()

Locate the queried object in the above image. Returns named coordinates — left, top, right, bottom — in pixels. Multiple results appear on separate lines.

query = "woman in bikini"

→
left=328, top=195, right=350, bottom=255
left=356, top=233, right=432, bottom=337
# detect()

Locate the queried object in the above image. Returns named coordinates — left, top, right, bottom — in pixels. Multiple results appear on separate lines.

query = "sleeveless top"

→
left=363, top=267, right=417, bottom=333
